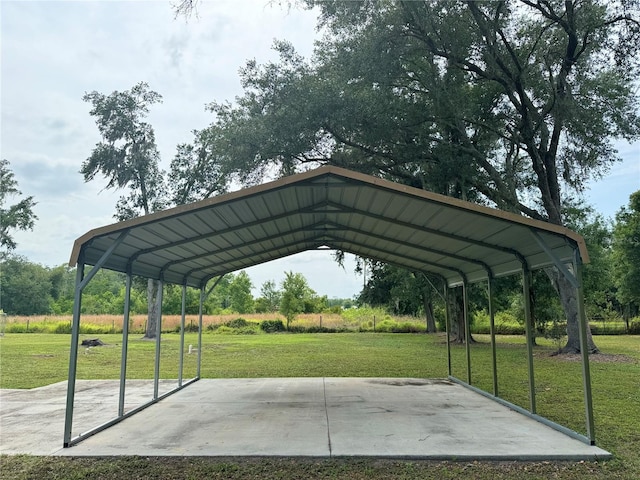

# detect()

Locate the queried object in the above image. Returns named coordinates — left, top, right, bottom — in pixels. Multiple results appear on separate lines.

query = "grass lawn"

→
left=0, top=332, right=638, bottom=479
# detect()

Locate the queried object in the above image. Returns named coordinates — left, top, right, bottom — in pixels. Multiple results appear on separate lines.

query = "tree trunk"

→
left=447, top=287, right=474, bottom=344
left=548, top=269, right=599, bottom=354
left=144, top=278, right=161, bottom=339
left=423, top=293, right=437, bottom=333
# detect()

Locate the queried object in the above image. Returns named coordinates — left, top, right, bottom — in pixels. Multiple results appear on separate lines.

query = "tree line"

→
left=0, top=260, right=356, bottom=320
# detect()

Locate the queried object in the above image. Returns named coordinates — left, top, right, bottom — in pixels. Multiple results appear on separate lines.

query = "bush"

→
left=304, top=325, right=338, bottom=333
left=391, top=321, right=425, bottom=333
left=210, top=324, right=258, bottom=335
left=185, top=322, right=200, bottom=333
left=173, top=322, right=200, bottom=333
left=224, top=318, right=250, bottom=329
left=542, top=320, right=567, bottom=352
left=628, top=320, right=640, bottom=335
left=260, top=319, right=285, bottom=333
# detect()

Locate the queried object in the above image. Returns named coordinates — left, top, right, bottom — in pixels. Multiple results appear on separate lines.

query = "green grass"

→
left=0, top=332, right=639, bottom=479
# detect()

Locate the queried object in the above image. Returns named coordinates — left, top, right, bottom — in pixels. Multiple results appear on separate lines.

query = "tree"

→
left=168, top=128, right=230, bottom=205
left=0, top=256, right=51, bottom=315
left=280, top=271, right=314, bottom=329
left=185, top=1, right=640, bottom=352
left=257, top=280, right=281, bottom=313
left=81, top=82, right=167, bottom=338
left=359, top=263, right=439, bottom=333
left=0, top=159, right=37, bottom=257
left=567, top=208, right=617, bottom=320
left=228, top=271, right=254, bottom=314
left=612, top=191, right=640, bottom=328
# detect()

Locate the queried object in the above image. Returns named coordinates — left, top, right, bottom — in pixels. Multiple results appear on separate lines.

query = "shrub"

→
left=371, top=320, right=394, bottom=333
left=542, top=320, right=567, bottom=353
left=628, top=320, right=640, bottom=335
left=224, top=318, right=250, bottom=329
left=391, top=322, right=425, bottom=333
left=287, top=325, right=307, bottom=333
left=174, top=322, right=201, bottom=333
left=260, top=319, right=285, bottom=333
left=207, top=319, right=258, bottom=335
left=185, top=322, right=199, bottom=333
left=213, top=325, right=235, bottom=335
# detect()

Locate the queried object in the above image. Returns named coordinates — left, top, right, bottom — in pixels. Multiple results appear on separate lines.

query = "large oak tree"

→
left=179, top=0, right=639, bottom=352
left=82, top=82, right=167, bottom=339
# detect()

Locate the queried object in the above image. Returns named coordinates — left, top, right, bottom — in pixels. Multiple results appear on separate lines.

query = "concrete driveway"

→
left=0, top=378, right=610, bottom=459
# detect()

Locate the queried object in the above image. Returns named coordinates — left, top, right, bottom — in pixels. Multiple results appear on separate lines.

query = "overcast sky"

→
left=2, top=1, right=639, bottom=299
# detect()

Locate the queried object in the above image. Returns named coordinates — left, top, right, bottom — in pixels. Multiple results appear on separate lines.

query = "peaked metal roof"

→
left=69, top=166, right=588, bottom=289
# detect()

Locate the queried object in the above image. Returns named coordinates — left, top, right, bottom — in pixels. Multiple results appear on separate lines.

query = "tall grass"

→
left=4, top=311, right=428, bottom=335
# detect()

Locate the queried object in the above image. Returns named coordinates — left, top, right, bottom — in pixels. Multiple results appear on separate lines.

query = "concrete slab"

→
left=0, top=378, right=611, bottom=459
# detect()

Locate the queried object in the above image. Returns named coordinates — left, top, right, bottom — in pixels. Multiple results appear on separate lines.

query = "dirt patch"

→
left=367, top=379, right=452, bottom=387
left=31, top=354, right=54, bottom=358
left=551, top=352, right=636, bottom=363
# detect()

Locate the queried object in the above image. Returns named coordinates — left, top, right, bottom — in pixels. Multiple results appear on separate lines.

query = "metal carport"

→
left=64, top=165, right=595, bottom=448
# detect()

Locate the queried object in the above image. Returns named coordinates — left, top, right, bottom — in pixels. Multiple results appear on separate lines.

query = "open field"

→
left=0, top=333, right=638, bottom=479
left=2, top=311, right=419, bottom=334
left=4, top=312, right=637, bottom=336
left=2, top=313, right=346, bottom=334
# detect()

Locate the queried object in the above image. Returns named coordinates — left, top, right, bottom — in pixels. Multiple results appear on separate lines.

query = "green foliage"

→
left=224, top=318, right=250, bottom=329
left=279, top=271, right=315, bottom=329
left=4, top=320, right=113, bottom=335
left=81, top=82, right=166, bottom=220
left=187, top=0, right=640, bottom=351
left=471, top=310, right=525, bottom=336
left=542, top=319, right=568, bottom=353
left=0, top=256, right=52, bottom=314
left=0, top=159, right=37, bottom=255
left=228, top=271, right=254, bottom=314
left=162, top=284, right=201, bottom=315
left=173, top=321, right=200, bottom=333
left=206, top=318, right=260, bottom=335
left=359, top=264, right=432, bottom=316
left=613, top=191, right=640, bottom=314
left=259, top=319, right=285, bottom=333
left=203, top=275, right=233, bottom=313
left=255, top=280, right=281, bottom=313
left=361, top=319, right=425, bottom=333
left=168, top=128, right=230, bottom=204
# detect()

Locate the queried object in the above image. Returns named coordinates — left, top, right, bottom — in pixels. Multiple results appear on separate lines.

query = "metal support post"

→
left=63, top=264, right=85, bottom=447
left=574, top=251, right=596, bottom=444
left=444, top=285, right=451, bottom=377
left=153, top=280, right=164, bottom=400
left=178, top=284, right=186, bottom=387
left=197, top=287, right=204, bottom=379
left=463, top=281, right=471, bottom=385
left=118, top=272, right=132, bottom=417
left=488, top=276, right=498, bottom=397
left=522, top=266, right=536, bottom=414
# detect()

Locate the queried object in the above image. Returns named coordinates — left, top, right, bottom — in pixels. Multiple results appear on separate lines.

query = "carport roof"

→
left=69, top=166, right=588, bottom=289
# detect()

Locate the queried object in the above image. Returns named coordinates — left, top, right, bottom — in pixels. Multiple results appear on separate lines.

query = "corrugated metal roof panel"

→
left=69, top=166, right=588, bottom=289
